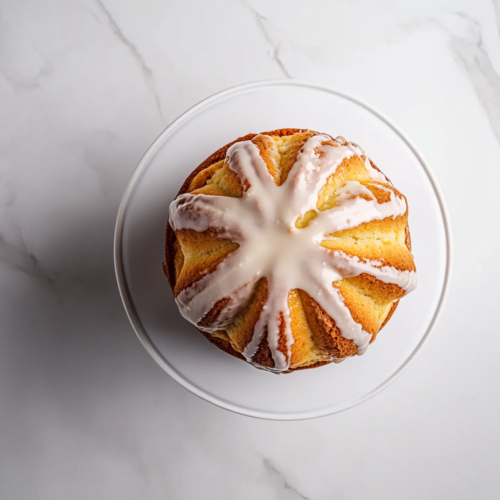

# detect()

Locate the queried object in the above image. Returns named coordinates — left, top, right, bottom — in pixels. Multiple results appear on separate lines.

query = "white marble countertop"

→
left=1, top=0, right=500, bottom=498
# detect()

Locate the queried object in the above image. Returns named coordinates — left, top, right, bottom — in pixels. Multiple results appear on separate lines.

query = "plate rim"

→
left=114, top=79, right=453, bottom=421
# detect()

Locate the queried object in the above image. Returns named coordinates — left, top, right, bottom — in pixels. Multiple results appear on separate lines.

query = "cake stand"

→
left=114, top=80, right=451, bottom=420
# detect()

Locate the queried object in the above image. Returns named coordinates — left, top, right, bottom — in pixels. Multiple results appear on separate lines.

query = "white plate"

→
left=114, top=80, right=451, bottom=420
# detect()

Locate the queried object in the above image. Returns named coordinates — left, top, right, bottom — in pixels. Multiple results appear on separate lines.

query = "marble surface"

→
left=1, top=0, right=499, bottom=498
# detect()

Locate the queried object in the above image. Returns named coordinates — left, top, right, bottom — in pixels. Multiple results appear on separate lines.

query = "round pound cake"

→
left=164, top=129, right=417, bottom=373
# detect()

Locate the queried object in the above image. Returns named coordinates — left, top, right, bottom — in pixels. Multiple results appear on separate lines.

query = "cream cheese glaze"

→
left=169, top=134, right=417, bottom=372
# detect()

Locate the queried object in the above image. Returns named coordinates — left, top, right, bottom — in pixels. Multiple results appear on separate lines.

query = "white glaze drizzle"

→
left=169, top=134, right=417, bottom=372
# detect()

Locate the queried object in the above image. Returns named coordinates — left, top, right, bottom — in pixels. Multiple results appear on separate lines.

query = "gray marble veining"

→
left=93, top=0, right=165, bottom=122
left=244, top=2, right=292, bottom=78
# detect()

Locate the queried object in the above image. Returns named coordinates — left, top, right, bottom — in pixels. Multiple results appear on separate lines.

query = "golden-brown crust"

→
left=199, top=330, right=246, bottom=361
left=164, top=223, right=177, bottom=288
left=251, top=328, right=276, bottom=369
left=176, top=129, right=312, bottom=198
left=198, top=297, right=231, bottom=329
left=291, top=360, right=332, bottom=371
left=321, top=214, right=415, bottom=273
left=173, top=229, right=240, bottom=297
left=165, top=129, right=414, bottom=372
left=380, top=300, right=399, bottom=330
left=298, top=290, right=359, bottom=359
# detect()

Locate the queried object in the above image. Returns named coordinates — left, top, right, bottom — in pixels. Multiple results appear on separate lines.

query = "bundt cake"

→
left=164, top=129, right=417, bottom=373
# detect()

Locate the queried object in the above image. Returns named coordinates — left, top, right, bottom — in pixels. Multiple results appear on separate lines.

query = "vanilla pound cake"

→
left=164, top=129, right=417, bottom=373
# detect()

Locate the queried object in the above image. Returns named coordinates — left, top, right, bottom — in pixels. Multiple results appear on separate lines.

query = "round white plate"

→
left=114, top=80, right=451, bottom=420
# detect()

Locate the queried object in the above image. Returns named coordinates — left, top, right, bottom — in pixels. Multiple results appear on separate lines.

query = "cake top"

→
left=168, top=131, right=417, bottom=372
